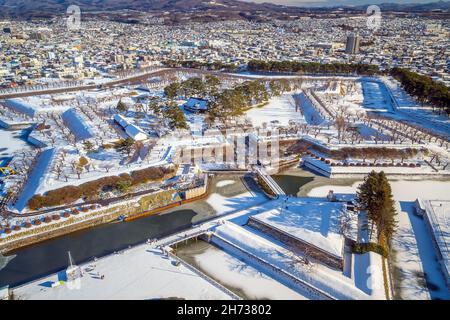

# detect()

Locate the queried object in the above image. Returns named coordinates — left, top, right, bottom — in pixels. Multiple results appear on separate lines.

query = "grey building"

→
left=345, top=33, right=360, bottom=54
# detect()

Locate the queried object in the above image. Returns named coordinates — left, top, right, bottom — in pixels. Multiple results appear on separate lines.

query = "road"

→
left=0, top=67, right=255, bottom=100
left=0, top=68, right=170, bottom=99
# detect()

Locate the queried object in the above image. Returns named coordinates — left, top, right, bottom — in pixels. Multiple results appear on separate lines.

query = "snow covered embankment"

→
left=13, top=148, right=57, bottom=212
left=212, top=223, right=385, bottom=300
left=61, top=108, right=94, bottom=141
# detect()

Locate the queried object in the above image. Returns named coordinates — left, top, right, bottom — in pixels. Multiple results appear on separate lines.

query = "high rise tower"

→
left=345, top=33, right=360, bottom=54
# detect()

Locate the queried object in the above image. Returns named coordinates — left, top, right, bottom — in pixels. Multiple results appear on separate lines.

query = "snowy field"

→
left=250, top=198, right=346, bottom=259
left=382, top=77, right=450, bottom=136
left=308, top=179, right=450, bottom=300
left=206, top=190, right=268, bottom=216
left=361, top=80, right=394, bottom=112
left=0, top=129, right=32, bottom=156
left=216, top=180, right=236, bottom=188
left=13, top=247, right=233, bottom=300
left=245, top=94, right=303, bottom=127
left=192, top=245, right=311, bottom=299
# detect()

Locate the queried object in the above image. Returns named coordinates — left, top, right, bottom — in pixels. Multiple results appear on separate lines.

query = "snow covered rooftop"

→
left=251, top=197, right=346, bottom=259
left=113, top=114, right=148, bottom=141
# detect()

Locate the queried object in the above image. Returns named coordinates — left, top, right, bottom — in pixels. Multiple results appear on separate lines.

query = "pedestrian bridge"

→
left=253, top=166, right=286, bottom=197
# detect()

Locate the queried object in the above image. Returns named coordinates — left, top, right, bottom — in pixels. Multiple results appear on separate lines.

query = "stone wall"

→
left=0, top=208, right=122, bottom=254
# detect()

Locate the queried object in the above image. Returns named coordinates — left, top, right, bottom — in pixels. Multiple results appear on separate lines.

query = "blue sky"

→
left=242, top=0, right=442, bottom=7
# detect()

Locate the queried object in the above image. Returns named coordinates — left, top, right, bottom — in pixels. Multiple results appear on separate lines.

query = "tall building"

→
left=345, top=33, right=360, bottom=54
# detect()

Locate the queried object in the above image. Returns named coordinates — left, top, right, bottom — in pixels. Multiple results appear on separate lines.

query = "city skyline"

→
left=243, top=0, right=445, bottom=7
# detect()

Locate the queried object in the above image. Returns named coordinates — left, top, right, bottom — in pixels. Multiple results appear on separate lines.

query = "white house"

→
left=113, top=114, right=148, bottom=141
left=125, top=124, right=148, bottom=141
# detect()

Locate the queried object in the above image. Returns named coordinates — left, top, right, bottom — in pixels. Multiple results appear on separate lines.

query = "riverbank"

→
left=0, top=174, right=267, bottom=287
left=0, top=176, right=210, bottom=254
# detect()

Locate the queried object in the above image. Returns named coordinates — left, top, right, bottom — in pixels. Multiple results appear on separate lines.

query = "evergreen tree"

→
left=164, top=82, right=180, bottom=100
left=376, top=172, right=397, bottom=243
left=117, top=99, right=128, bottom=113
left=116, top=138, right=135, bottom=156
left=357, top=171, right=397, bottom=245
left=148, top=97, right=162, bottom=117
left=204, top=75, right=220, bottom=96
left=164, top=102, right=188, bottom=130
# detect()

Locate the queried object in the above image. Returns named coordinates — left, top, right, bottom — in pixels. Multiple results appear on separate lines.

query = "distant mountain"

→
left=0, top=0, right=287, bottom=16
left=355, top=0, right=450, bottom=11
left=0, top=0, right=448, bottom=18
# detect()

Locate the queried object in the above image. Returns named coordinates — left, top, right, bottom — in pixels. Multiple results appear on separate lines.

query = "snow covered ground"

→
left=215, top=180, right=236, bottom=188
left=2, top=99, right=39, bottom=117
left=206, top=190, right=268, bottom=216
left=245, top=94, right=303, bottom=127
left=250, top=198, right=346, bottom=259
left=382, top=76, right=450, bottom=136
left=360, top=80, right=394, bottom=112
left=10, top=179, right=386, bottom=300
left=192, top=245, right=311, bottom=300
left=61, top=108, right=95, bottom=141
left=296, top=92, right=325, bottom=125
left=0, top=129, right=32, bottom=156
left=13, top=247, right=233, bottom=300
left=417, top=200, right=450, bottom=294
left=308, top=179, right=450, bottom=300
left=13, top=148, right=57, bottom=212
left=356, top=124, right=391, bottom=142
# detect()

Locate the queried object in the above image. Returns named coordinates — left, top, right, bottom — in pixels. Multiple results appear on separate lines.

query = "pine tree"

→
left=357, top=171, right=397, bottom=244
left=376, top=172, right=397, bottom=243
left=117, top=99, right=128, bottom=113
left=116, top=138, right=135, bottom=156
left=164, top=82, right=180, bottom=100
left=163, top=102, right=188, bottom=130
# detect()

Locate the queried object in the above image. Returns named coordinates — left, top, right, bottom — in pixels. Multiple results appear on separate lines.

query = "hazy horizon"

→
left=241, top=0, right=446, bottom=7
